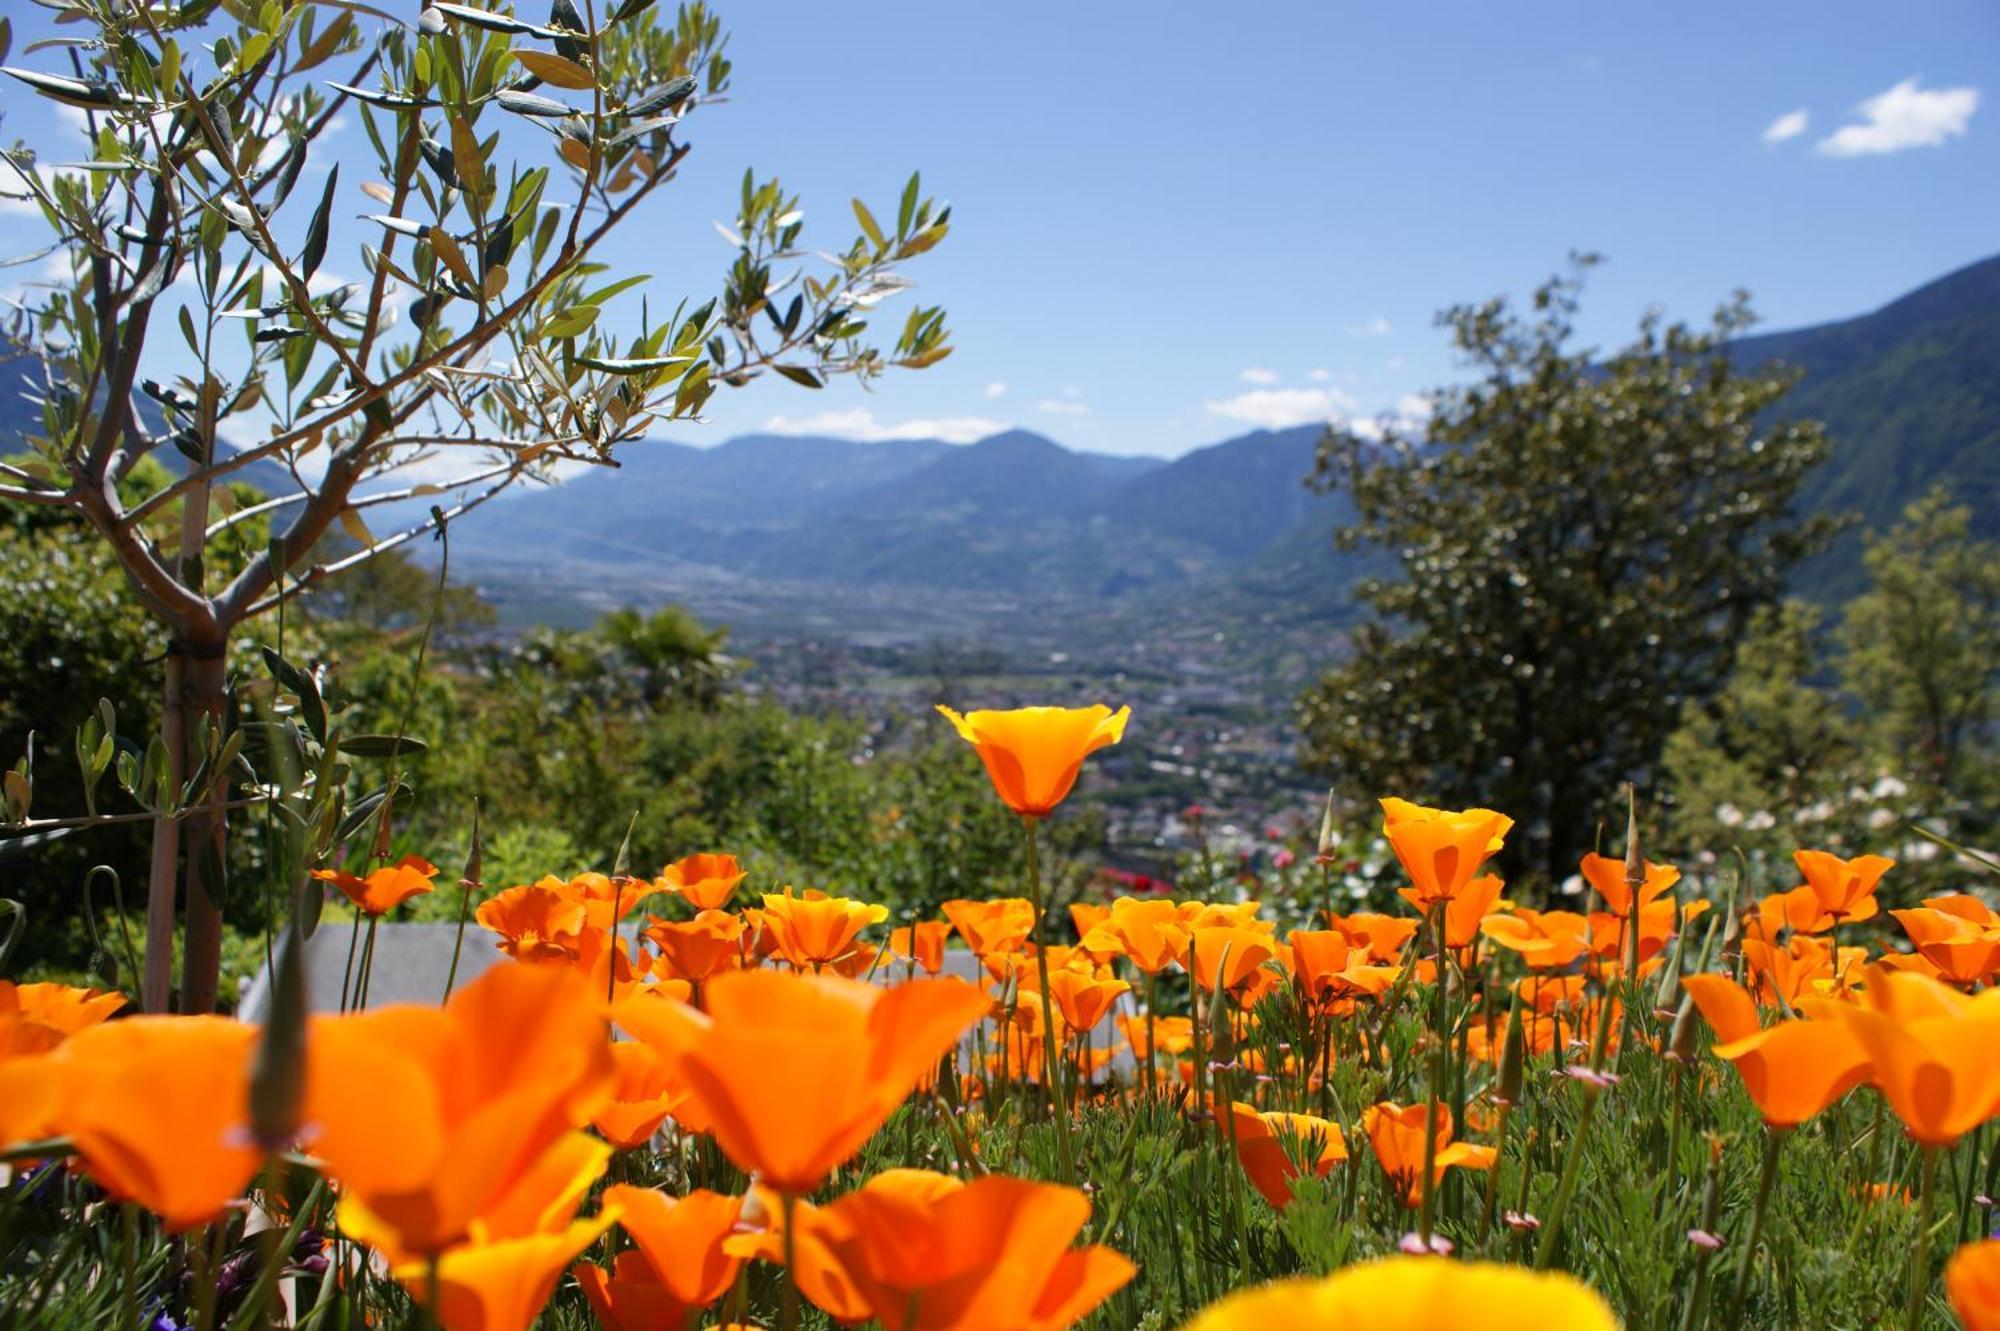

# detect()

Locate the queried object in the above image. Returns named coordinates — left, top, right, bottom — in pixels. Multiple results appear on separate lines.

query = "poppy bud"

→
left=1666, top=992, right=1701, bottom=1066
left=1621, top=784, right=1644, bottom=891
left=1315, top=788, right=1339, bottom=864
left=461, top=798, right=484, bottom=889
left=1497, top=997, right=1526, bottom=1106
left=1205, top=945, right=1235, bottom=1065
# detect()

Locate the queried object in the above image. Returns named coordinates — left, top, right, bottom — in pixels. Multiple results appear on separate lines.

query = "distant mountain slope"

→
left=6, top=253, right=1994, bottom=629
left=1732, top=254, right=2000, bottom=598
left=1105, top=426, right=1325, bottom=560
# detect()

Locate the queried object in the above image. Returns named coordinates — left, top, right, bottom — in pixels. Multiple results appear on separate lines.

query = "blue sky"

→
left=3, top=0, right=1995, bottom=458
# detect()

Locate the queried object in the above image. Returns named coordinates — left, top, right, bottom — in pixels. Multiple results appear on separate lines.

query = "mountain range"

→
left=7, top=252, right=1995, bottom=638
left=452, top=251, right=1999, bottom=623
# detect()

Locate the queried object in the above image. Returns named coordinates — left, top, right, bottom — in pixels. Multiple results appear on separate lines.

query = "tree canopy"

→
left=1300, top=257, right=1837, bottom=885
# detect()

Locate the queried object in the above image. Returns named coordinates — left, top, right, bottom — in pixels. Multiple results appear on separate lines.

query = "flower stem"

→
left=1023, top=817, right=1077, bottom=1185
left=1724, top=1128, right=1787, bottom=1322
left=337, top=910, right=360, bottom=1014
left=1144, top=973, right=1159, bottom=1101
left=120, top=1203, right=139, bottom=1331
left=1416, top=899, right=1447, bottom=1244
left=354, top=916, right=380, bottom=1010
left=781, top=1190, right=801, bottom=1331
left=1904, top=1146, right=1940, bottom=1331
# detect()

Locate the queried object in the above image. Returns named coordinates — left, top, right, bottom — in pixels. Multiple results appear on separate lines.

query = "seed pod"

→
left=1667, top=991, right=1700, bottom=1064
left=1204, top=944, right=1235, bottom=1065
left=1315, top=787, right=1339, bottom=863
left=1497, top=995, right=1526, bottom=1106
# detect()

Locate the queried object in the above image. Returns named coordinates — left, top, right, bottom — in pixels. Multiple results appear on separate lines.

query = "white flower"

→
left=1716, top=803, right=1745, bottom=829
left=1557, top=873, right=1584, bottom=898
left=1873, top=775, right=1910, bottom=800
left=1867, top=807, right=1897, bottom=830
left=1746, top=811, right=1777, bottom=832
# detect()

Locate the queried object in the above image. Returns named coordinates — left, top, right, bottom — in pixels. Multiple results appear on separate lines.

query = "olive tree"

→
left=0, top=0, right=954, bottom=1011
left=1301, top=258, right=1837, bottom=886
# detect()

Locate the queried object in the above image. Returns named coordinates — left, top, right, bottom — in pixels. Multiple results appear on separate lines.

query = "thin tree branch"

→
left=242, top=474, right=519, bottom=617
left=202, top=453, right=528, bottom=540
left=0, top=482, right=76, bottom=506
left=124, top=142, right=693, bottom=530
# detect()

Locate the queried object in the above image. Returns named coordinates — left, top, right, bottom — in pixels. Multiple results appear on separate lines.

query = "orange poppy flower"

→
left=590, top=1042, right=695, bottom=1148
left=1578, top=852, right=1680, bottom=918
left=1379, top=798, right=1513, bottom=909
left=942, top=897, right=1036, bottom=959
left=2, top=980, right=127, bottom=1036
left=609, top=968, right=988, bottom=1193
left=1326, top=911, right=1420, bottom=965
left=1117, top=1012, right=1194, bottom=1060
left=475, top=883, right=590, bottom=962
left=645, top=910, right=746, bottom=983
left=1030, top=968, right=1130, bottom=1032
left=753, top=1168, right=1135, bottom=1331
left=1228, top=1102, right=1348, bottom=1209
left=1481, top=907, right=1592, bottom=970
left=409, top=1212, right=619, bottom=1331
left=936, top=704, right=1131, bottom=818
left=50, top=1015, right=261, bottom=1230
left=1191, top=926, right=1277, bottom=994
left=554, top=872, right=649, bottom=931
left=303, top=963, right=614, bottom=1257
left=596, top=1184, right=744, bottom=1309
left=1793, top=849, right=1894, bottom=926
left=1740, top=934, right=1824, bottom=1007
left=1518, top=972, right=1590, bottom=1013
left=888, top=920, right=955, bottom=975
left=1890, top=906, right=2000, bottom=986
left=1183, top=1257, right=1616, bottom=1331
left=1400, top=873, right=1505, bottom=951
left=1680, top=973, right=1868, bottom=1127
left=576, top=1250, right=697, bottom=1331
left=1926, top=893, right=2000, bottom=929
left=1180, top=900, right=1272, bottom=932
left=1361, top=1101, right=1496, bottom=1207
left=312, top=853, right=440, bottom=916
left=389, top=1133, right=619, bottom=1331
left=0, top=1056, right=58, bottom=1150
left=1827, top=967, right=2000, bottom=1147
left=1948, top=1238, right=2000, bottom=1331
left=760, top=888, right=890, bottom=969
left=1068, top=901, right=1111, bottom=938
left=1284, top=930, right=1351, bottom=995
left=1081, top=898, right=1191, bottom=975
left=1284, top=932, right=1399, bottom=1010
left=2, top=981, right=126, bottom=1146
left=657, top=852, right=747, bottom=912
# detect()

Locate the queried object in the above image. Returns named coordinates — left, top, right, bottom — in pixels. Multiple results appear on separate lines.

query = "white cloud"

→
left=1238, top=366, right=1280, bottom=385
left=1817, top=78, right=1978, bottom=156
left=984, top=381, right=1008, bottom=399
left=0, top=159, right=87, bottom=217
left=1204, top=386, right=1356, bottom=430
left=1342, top=316, right=1392, bottom=337
left=1036, top=398, right=1091, bottom=417
left=760, top=407, right=1006, bottom=444
left=1762, top=108, right=1810, bottom=144
left=1395, top=392, right=1433, bottom=420
left=1307, top=368, right=1332, bottom=382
